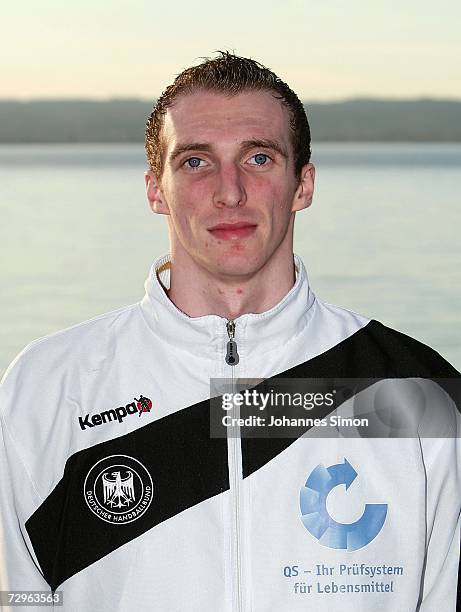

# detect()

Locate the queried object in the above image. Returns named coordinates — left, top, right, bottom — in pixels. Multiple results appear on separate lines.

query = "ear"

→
left=291, top=163, right=315, bottom=213
left=145, top=170, right=170, bottom=215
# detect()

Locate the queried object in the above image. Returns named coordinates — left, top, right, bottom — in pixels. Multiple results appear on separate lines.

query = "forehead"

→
left=161, top=90, right=292, bottom=152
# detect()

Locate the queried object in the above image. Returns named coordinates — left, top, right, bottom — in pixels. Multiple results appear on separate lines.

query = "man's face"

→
left=145, top=89, right=315, bottom=280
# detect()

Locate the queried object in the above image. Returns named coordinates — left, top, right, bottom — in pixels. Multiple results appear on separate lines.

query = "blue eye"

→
left=252, top=153, right=269, bottom=165
left=186, top=157, right=202, bottom=168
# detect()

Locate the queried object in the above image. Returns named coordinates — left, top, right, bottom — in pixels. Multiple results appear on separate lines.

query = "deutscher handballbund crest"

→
left=84, top=455, right=153, bottom=524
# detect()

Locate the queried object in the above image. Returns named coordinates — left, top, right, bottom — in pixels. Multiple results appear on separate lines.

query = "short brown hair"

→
left=145, top=51, right=311, bottom=179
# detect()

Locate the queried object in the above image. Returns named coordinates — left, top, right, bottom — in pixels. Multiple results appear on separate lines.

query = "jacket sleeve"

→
left=418, top=413, right=461, bottom=610
left=0, top=410, right=49, bottom=592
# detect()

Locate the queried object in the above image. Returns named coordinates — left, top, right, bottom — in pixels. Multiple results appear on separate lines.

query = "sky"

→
left=1, top=0, right=460, bottom=101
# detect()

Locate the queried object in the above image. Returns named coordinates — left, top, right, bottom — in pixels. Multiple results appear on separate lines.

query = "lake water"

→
left=0, top=143, right=460, bottom=376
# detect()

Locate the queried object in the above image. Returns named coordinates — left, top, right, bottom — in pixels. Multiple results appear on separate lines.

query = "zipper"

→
left=225, top=319, right=244, bottom=612
left=225, top=319, right=240, bottom=366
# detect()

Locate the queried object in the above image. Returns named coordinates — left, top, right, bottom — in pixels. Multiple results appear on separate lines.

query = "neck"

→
left=167, top=245, right=296, bottom=320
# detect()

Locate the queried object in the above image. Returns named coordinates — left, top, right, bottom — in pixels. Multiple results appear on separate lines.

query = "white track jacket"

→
left=1, top=254, right=460, bottom=611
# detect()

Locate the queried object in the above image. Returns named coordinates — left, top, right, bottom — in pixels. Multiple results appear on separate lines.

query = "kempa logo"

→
left=84, top=454, right=153, bottom=524
left=78, top=395, right=152, bottom=431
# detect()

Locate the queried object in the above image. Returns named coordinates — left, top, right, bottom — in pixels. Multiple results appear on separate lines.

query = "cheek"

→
left=251, top=171, right=293, bottom=204
left=253, top=182, right=294, bottom=224
left=262, top=189, right=296, bottom=243
left=173, top=178, right=210, bottom=209
left=167, top=183, right=210, bottom=234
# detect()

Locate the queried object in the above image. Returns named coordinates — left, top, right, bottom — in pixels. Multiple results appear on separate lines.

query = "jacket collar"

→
left=140, top=253, right=316, bottom=357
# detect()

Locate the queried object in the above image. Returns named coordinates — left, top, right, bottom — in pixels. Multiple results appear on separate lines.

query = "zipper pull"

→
left=225, top=319, right=240, bottom=366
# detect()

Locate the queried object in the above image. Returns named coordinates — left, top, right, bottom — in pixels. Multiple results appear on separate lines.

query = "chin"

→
left=207, top=252, right=265, bottom=279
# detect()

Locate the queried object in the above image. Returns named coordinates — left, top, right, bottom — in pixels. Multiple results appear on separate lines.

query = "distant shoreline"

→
left=1, top=99, right=460, bottom=143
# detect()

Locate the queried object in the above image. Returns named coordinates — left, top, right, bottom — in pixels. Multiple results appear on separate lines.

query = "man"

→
left=0, top=52, right=459, bottom=611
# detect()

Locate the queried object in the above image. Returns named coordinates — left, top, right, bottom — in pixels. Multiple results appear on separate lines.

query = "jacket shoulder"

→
left=360, top=319, right=460, bottom=377
left=0, top=303, right=145, bottom=474
left=1, top=303, right=142, bottom=394
left=295, top=313, right=460, bottom=382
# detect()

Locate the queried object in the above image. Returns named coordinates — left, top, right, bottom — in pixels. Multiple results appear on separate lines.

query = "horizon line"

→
left=1, top=96, right=461, bottom=105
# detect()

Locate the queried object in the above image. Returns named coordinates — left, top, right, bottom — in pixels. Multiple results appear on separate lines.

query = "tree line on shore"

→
left=0, top=98, right=460, bottom=142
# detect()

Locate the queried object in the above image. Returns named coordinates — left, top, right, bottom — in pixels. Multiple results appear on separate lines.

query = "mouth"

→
left=208, top=222, right=257, bottom=241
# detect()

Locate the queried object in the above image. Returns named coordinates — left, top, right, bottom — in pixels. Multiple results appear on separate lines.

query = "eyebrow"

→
left=169, top=138, right=288, bottom=162
left=240, top=139, right=288, bottom=159
left=169, top=143, right=212, bottom=162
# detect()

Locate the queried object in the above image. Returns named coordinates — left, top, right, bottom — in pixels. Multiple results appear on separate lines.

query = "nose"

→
left=213, top=163, right=246, bottom=209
